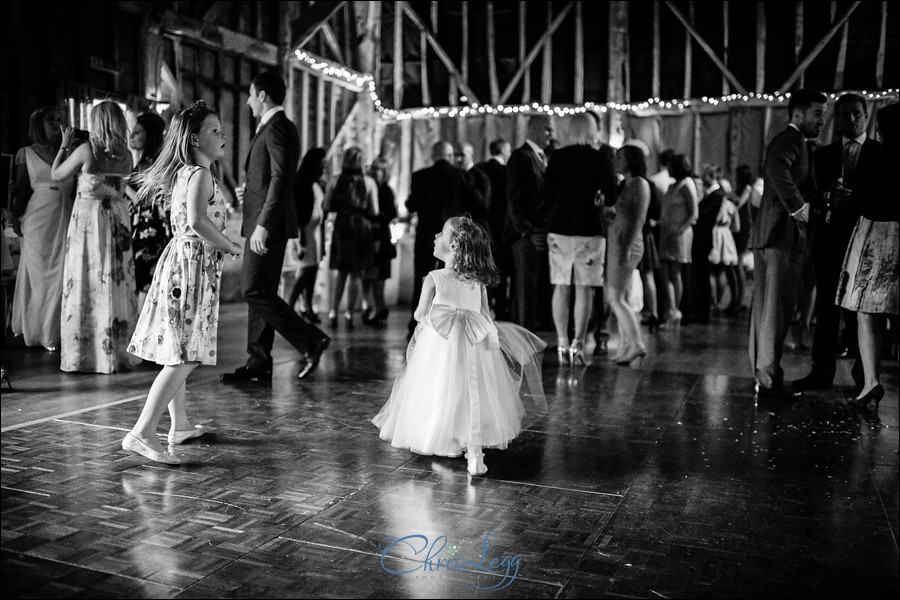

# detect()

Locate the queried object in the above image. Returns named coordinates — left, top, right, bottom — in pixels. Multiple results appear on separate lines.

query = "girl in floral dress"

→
left=122, top=101, right=242, bottom=464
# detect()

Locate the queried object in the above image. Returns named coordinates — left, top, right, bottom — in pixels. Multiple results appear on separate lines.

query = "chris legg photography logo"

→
left=378, top=531, right=521, bottom=590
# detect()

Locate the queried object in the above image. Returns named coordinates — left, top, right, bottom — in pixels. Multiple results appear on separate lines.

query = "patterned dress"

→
left=61, top=173, right=138, bottom=373
left=128, top=166, right=226, bottom=365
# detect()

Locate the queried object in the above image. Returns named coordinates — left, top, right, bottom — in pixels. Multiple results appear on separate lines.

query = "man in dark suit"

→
left=455, top=142, right=491, bottom=229
left=223, top=71, right=330, bottom=383
left=505, top=115, right=553, bottom=332
left=794, top=93, right=880, bottom=393
left=749, top=88, right=826, bottom=401
left=478, top=139, right=512, bottom=319
left=406, top=141, right=478, bottom=337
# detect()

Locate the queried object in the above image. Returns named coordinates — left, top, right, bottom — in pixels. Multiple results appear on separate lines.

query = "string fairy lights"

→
left=294, top=49, right=897, bottom=122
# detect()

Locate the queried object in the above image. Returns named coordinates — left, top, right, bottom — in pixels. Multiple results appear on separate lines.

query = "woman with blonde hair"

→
left=51, top=100, right=137, bottom=373
left=10, top=106, right=75, bottom=351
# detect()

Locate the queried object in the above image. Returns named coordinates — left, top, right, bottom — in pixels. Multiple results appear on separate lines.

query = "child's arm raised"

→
left=186, top=168, right=242, bottom=256
left=413, top=273, right=436, bottom=322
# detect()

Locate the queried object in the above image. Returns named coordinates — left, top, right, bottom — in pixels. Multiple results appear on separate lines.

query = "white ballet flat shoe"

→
left=167, top=425, right=208, bottom=445
left=122, top=432, right=181, bottom=465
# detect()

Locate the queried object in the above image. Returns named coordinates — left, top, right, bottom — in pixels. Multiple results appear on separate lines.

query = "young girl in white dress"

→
left=372, top=215, right=547, bottom=476
left=122, top=101, right=242, bottom=464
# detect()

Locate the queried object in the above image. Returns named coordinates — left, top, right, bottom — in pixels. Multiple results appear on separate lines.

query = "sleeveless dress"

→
left=11, top=146, right=74, bottom=347
left=60, top=172, right=138, bottom=373
left=372, top=268, right=547, bottom=456
left=659, top=178, right=696, bottom=263
left=128, top=166, right=227, bottom=365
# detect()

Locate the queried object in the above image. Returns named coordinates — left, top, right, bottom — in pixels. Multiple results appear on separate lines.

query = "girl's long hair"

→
left=446, top=215, right=499, bottom=287
left=134, top=100, right=217, bottom=207
left=89, top=101, right=129, bottom=160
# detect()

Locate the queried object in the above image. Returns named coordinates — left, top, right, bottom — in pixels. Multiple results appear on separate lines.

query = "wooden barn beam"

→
left=420, top=30, right=430, bottom=106
left=653, top=2, right=661, bottom=98
left=400, top=2, right=481, bottom=104
left=877, top=1, right=887, bottom=88
left=833, top=2, right=848, bottom=90
left=683, top=1, right=693, bottom=98
left=462, top=1, right=469, bottom=90
left=519, top=1, right=529, bottom=102
left=201, top=1, right=229, bottom=24
left=157, top=10, right=278, bottom=66
left=394, top=0, right=404, bottom=109
left=542, top=2, right=553, bottom=104
left=317, top=75, right=326, bottom=147
left=499, top=1, right=574, bottom=105
left=756, top=2, right=765, bottom=94
left=291, top=1, right=346, bottom=53
left=320, top=24, right=346, bottom=66
left=574, top=1, right=583, bottom=104
left=487, top=2, right=500, bottom=104
left=776, top=1, right=861, bottom=94
left=664, top=1, right=748, bottom=96
left=794, top=2, right=804, bottom=88
left=722, top=1, right=730, bottom=95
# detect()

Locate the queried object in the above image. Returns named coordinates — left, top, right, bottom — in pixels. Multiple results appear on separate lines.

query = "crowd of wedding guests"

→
left=1, top=90, right=896, bottom=405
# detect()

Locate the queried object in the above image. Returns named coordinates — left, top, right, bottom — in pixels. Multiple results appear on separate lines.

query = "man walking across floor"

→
left=223, top=71, right=330, bottom=383
left=749, top=88, right=826, bottom=401
left=793, top=92, right=880, bottom=394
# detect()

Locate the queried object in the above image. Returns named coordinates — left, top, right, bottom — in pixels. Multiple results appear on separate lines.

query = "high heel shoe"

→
left=364, top=307, right=389, bottom=326
left=557, top=346, right=570, bottom=366
left=849, top=384, right=884, bottom=410
left=465, top=449, right=488, bottom=476
left=661, top=309, right=682, bottom=330
left=344, top=312, right=354, bottom=330
left=329, top=312, right=338, bottom=329
left=617, top=346, right=647, bottom=366
left=569, top=342, right=588, bottom=367
left=0, top=366, right=10, bottom=390
left=644, top=315, right=660, bottom=333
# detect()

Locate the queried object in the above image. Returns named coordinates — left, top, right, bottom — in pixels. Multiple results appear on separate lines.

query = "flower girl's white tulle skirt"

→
left=372, top=320, right=546, bottom=456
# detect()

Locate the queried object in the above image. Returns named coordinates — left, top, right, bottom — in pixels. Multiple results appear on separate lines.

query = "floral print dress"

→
left=61, top=173, right=138, bottom=373
left=128, top=166, right=226, bottom=365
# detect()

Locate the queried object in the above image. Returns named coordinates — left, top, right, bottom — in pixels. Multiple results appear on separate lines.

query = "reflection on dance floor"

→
left=1, top=305, right=897, bottom=598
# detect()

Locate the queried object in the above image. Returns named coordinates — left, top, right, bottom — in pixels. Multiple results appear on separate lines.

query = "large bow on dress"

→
left=428, top=304, right=495, bottom=345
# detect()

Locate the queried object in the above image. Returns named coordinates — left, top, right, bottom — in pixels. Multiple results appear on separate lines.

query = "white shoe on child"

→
left=465, top=449, right=487, bottom=476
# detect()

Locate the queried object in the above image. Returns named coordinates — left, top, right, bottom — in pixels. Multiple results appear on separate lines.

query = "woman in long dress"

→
left=10, top=106, right=75, bottom=351
left=51, top=101, right=137, bottom=374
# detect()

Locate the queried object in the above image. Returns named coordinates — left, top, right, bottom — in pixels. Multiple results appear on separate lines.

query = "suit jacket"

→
left=749, top=126, right=815, bottom=251
left=811, top=137, right=881, bottom=249
left=504, top=142, right=547, bottom=243
left=406, top=159, right=477, bottom=256
left=242, top=111, right=301, bottom=239
left=465, top=165, right=491, bottom=228
left=477, top=158, right=508, bottom=243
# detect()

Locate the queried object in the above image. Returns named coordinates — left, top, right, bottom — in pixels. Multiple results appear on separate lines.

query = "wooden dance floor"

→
left=2, top=305, right=897, bottom=598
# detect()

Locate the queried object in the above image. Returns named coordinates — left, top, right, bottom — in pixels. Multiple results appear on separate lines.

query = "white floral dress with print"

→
left=128, top=166, right=226, bottom=365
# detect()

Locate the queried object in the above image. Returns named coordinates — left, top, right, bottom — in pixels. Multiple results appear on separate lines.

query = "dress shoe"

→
left=848, top=384, right=884, bottom=410
left=298, top=336, right=331, bottom=379
left=221, top=366, right=272, bottom=383
left=168, top=425, right=208, bottom=445
left=302, top=310, right=321, bottom=324
left=122, top=432, right=180, bottom=464
left=792, top=372, right=833, bottom=392
left=754, top=383, right=803, bottom=402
